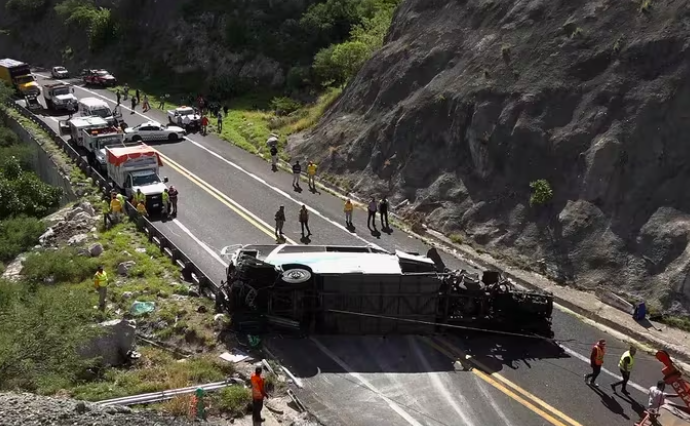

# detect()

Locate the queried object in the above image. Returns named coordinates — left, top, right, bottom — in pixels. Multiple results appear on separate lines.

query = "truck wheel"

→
left=168, top=133, right=178, bottom=142
left=132, top=136, right=142, bottom=142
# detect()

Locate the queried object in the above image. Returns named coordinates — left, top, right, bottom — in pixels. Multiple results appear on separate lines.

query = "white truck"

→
left=167, top=106, right=201, bottom=132
left=42, top=83, right=77, bottom=112
left=105, top=145, right=168, bottom=214
left=81, top=126, right=127, bottom=171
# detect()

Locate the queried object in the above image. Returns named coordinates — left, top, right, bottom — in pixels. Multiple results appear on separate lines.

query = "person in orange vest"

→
left=584, top=339, right=606, bottom=387
left=251, top=366, right=269, bottom=423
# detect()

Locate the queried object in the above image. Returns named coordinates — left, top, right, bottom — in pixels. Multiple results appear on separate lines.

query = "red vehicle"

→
left=82, top=69, right=117, bottom=87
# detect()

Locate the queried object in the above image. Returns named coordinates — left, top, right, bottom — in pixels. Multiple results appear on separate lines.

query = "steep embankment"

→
left=291, top=0, right=690, bottom=312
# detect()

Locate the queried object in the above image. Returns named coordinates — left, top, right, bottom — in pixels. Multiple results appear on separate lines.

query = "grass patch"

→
left=216, top=385, right=252, bottom=416
left=22, top=248, right=97, bottom=284
left=449, top=234, right=463, bottom=245
left=0, top=215, right=46, bottom=263
left=71, top=347, right=234, bottom=401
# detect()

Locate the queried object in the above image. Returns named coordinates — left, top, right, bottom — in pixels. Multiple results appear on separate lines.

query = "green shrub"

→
left=0, top=216, right=45, bottom=263
left=22, top=248, right=97, bottom=284
left=529, top=179, right=554, bottom=206
left=270, top=97, right=302, bottom=116
left=313, top=41, right=370, bottom=86
left=0, top=280, right=98, bottom=393
left=0, top=126, right=20, bottom=148
left=217, top=385, right=252, bottom=416
left=0, top=172, right=63, bottom=220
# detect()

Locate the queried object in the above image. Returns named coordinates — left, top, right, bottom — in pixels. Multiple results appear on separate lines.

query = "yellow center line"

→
left=420, top=336, right=585, bottom=426
left=156, top=150, right=297, bottom=245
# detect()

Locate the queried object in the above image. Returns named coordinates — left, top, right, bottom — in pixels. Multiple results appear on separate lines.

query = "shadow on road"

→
left=442, top=332, right=570, bottom=374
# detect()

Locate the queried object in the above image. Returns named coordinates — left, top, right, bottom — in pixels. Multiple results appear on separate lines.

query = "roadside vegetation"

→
left=0, top=90, right=232, bottom=404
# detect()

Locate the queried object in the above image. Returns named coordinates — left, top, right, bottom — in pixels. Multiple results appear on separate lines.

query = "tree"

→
left=313, top=41, right=369, bottom=86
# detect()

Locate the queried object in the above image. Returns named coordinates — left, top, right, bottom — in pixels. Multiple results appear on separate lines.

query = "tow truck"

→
left=82, top=69, right=117, bottom=87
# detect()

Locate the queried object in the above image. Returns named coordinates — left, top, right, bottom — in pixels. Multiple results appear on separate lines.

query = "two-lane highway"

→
left=27, top=71, right=672, bottom=426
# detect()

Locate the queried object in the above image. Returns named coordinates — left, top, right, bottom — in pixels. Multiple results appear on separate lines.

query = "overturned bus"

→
left=216, top=244, right=554, bottom=337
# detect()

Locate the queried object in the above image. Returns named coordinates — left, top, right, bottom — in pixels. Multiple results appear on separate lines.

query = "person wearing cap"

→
left=94, top=265, right=109, bottom=311
left=611, top=345, right=637, bottom=394
left=585, top=339, right=606, bottom=387
left=251, top=366, right=269, bottom=423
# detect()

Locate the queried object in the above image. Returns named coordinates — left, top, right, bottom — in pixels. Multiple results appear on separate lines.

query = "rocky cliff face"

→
left=290, top=0, right=690, bottom=312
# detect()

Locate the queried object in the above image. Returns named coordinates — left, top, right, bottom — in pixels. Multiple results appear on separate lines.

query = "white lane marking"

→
left=409, top=336, right=475, bottom=426
left=172, top=219, right=227, bottom=267
left=559, top=345, right=647, bottom=394
left=310, top=336, right=424, bottom=426
left=474, top=378, right=512, bottom=426
left=35, top=73, right=385, bottom=251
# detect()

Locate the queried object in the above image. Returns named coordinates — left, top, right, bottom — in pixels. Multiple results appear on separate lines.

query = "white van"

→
left=78, top=97, right=115, bottom=123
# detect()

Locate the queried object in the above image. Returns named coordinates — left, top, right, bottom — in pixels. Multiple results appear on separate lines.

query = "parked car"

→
left=82, top=69, right=117, bottom=86
left=167, top=106, right=201, bottom=132
left=123, top=121, right=186, bottom=142
left=51, top=66, right=70, bottom=79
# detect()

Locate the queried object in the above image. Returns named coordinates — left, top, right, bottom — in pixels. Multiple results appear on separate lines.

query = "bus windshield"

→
left=91, top=107, right=112, bottom=118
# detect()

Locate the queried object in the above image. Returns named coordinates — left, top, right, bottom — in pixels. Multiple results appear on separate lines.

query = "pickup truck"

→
left=123, top=120, right=186, bottom=143
left=167, top=106, right=201, bottom=131
left=82, top=69, right=117, bottom=86
left=43, top=83, right=77, bottom=112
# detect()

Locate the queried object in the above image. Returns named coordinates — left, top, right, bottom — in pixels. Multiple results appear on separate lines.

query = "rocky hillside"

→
left=290, top=0, right=690, bottom=312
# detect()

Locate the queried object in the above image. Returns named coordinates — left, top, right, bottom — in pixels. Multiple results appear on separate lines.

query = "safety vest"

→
left=307, top=164, right=317, bottom=176
left=593, top=345, right=605, bottom=366
left=94, top=271, right=108, bottom=288
left=162, top=191, right=169, bottom=202
left=344, top=202, right=353, bottom=212
left=137, top=203, right=147, bottom=215
left=251, top=373, right=264, bottom=400
left=619, top=351, right=635, bottom=372
left=116, top=193, right=125, bottom=206
left=110, top=198, right=122, bottom=213
left=134, top=192, right=146, bottom=203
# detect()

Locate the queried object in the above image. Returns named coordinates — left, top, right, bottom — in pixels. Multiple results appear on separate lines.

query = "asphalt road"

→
left=26, top=72, right=673, bottom=426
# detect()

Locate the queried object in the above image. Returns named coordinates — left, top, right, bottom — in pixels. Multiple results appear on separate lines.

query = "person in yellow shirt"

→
left=94, top=265, right=109, bottom=311
left=307, top=161, right=318, bottom=190
left=136, top=201, right=148, bottom=217
left=344, top=199, right=353, bottom=227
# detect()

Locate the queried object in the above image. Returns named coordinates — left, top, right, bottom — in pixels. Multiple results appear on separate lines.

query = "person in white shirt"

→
left=643, top=380, right=678, bottom=424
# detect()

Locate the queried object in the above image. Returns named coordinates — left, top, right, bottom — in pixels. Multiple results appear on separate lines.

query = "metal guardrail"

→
left=97, top=380, right=231, bottom=406
left=2, top=99, right=219, bottom=297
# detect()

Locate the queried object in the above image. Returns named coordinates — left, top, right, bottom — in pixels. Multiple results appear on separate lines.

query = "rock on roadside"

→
left=0, top=392, right=222, bottom=426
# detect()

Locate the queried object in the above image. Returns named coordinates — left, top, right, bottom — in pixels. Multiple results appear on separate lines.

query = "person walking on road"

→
left=135, top=89, right=141, bottom=105
left=142, top=95, right=150, bottom=112
left=292, top=160, right=302, bottom=189
left=307, top=161, right=317, bottom=190
left=94, top=265, right=109, bottom=311
left=168, top=186, right=179, bottom=217
left=344, top=199, right=354, bottom=227
left=584, top=339, right=606, bottom=387
left=251, top=366, right=269, bottom=423
left=116, top=89, right=121, bottom=106
left=379, top=197, right=389, bottom=230
left=123, top=84, right=129, bottom=100
left=130, top=96, right=136, bottom=111
left=201, top=116, right=209, bottom=135
left=275, top=206, right=286, bottom=238
left=299, top=205, right=311, bottom=238
left=367, top=197, right=378, bottom=230
left=270, top=145, right=278, bottom=172
left=611, top=346, right=636, bottom=394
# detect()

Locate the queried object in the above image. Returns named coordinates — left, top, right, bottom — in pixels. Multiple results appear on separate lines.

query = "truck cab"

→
left=106, top=145, right=168, bottom=214
left=81, top=125, right=126, bottom=171
left=78, top=97, right=119, bottom=126
left=62, top=116, right=110, bottom=148
left=0, top=58, right=40, bottom=96
left=43, top=83, right=77, bottom=112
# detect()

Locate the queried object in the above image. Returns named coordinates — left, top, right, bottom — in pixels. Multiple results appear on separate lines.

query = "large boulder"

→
left=117, top=260, right=136, bottom=276
left=67, top=234, right=89, bottom=246
left=79, top=319, right=136, bottom=367
left=88, top=243, right=104, bottom=257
